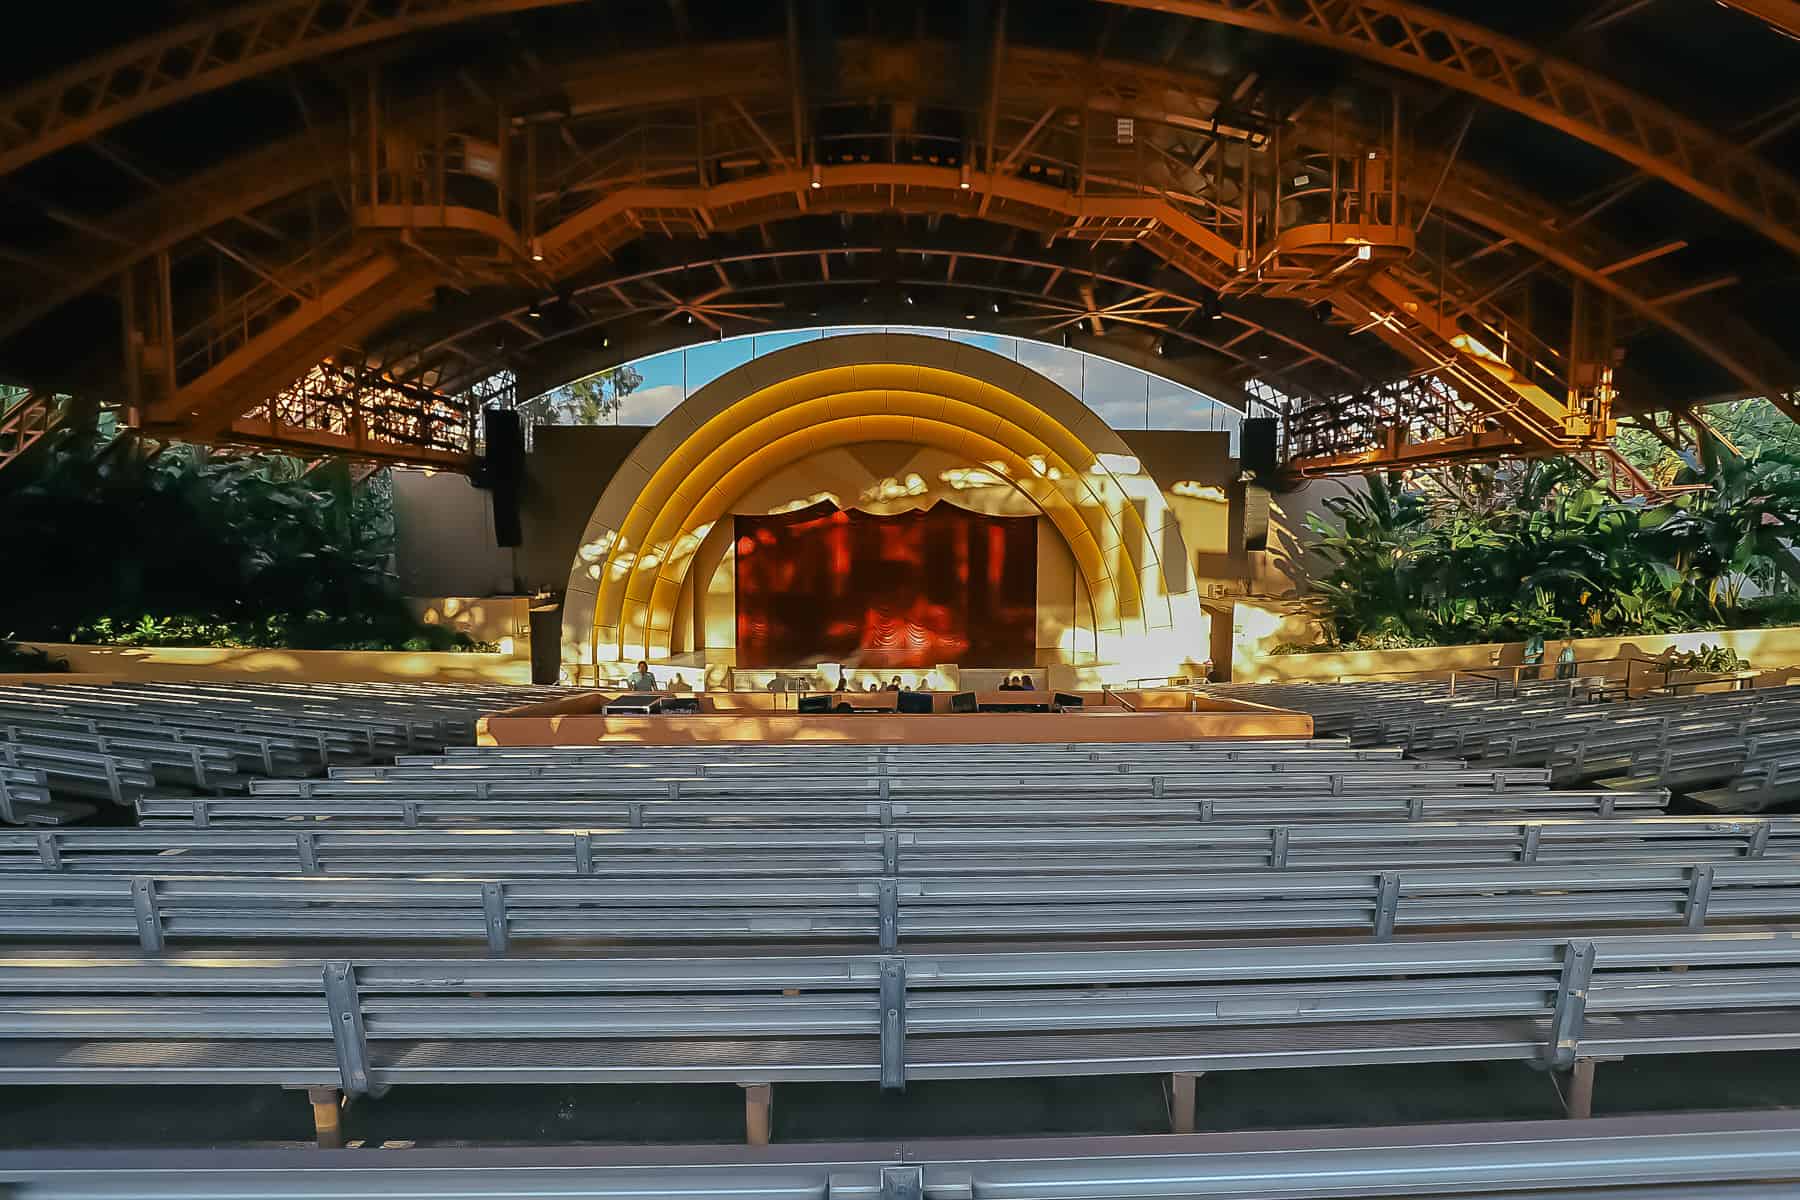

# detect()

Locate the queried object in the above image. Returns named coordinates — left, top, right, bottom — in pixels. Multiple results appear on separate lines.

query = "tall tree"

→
left=532, top=365, right=644, bottom=425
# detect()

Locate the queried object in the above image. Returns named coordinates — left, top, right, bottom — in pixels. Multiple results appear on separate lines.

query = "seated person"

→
left=835, top=671, right=849, bottom=692
left=865, top=680, right=880, bottom=692
left=626, top=660, right=658, bottom=691
left=887, top=676, right=903, bottom=691
left=666, top=672, right=690, bottom=692
left=1018, top=674, right=1035, bottom=690
left=998, top=675, right=1019, bottom=691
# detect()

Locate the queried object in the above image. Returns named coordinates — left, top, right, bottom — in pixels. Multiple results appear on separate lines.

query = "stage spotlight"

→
left=962, top=301, right=979, bottom=321
left=684, top=311, right=695, bottom=325
left=526, top=299, right=543, bottom=320
left=1311, top=304, right=1330, bottom=324
left=810, top=163, right=822, bottom=189
left=598, top=327, right=610, bottom=348
left=902, top=292, right=915, bottom=305
left=959, top=162, right=972, bottom=189
left=990, top=297, right=1001, bottom=314
left=1152, top=336, right=1166, bottom=356
left=1202, top=293, right=1224, bottom=321
left=529, top=236, right=544, bottom=263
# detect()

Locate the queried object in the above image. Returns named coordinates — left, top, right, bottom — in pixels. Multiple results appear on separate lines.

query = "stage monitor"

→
left=655, top=696, right=700, bottom=715
left=897, top=690, right=934, bottom=714
left=1053, top=692, right=1085, bottom=711
left=603, top=694, right=660, bottom=715
left=950, top=691, right=978, bottom=713
left=797, top=694, right=832, bottom=714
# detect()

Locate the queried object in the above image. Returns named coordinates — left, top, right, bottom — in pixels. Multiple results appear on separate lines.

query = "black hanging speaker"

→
left=1240, top=416, right=1279, bottom=478
left=482, top=408, right=526, bottom=547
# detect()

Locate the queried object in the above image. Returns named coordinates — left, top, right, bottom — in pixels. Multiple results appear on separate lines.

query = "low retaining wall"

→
left=1237, top=625, right=1800, bottom=684
left=478, top=691, right=1310, bottom=745
left=14, top=643, right=530, bottom=685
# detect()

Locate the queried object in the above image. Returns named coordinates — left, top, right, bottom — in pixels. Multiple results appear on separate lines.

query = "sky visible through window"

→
left=536, top=326, right=1273, bottom=454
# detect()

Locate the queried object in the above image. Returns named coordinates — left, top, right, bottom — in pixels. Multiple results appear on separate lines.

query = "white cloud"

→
left=616, top=384, right=685, bottom=425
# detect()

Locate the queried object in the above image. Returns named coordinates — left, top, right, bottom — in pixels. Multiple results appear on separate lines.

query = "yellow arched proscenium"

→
left=561, top=333, right=1205, bottom=672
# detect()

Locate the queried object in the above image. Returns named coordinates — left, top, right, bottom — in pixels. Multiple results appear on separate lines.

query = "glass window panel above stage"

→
left=527, top=326, right=1269, bottom=439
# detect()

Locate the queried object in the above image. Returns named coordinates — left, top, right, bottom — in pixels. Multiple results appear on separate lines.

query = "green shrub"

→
left=0, top=641, right=69, bottom=673
left=1, top=444, right=498, bottom=654
left=1299, top=452, right=1800, bottom=650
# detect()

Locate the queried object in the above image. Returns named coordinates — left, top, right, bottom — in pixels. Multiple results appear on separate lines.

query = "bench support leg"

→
left=1170, top=1071, right=1201, bottom=1134
left=1563, top=1059, right=1596, bottom=1120
left=308, top=1086, right=344, bottom=1148
left=742, top=1083, right=773, bottom=1146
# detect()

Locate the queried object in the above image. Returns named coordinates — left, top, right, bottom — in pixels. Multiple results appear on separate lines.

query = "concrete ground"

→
left=2, top=1052, right=1796, bottom=1149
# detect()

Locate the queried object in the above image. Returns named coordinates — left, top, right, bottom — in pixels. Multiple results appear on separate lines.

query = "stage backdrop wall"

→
left=675, top=441, right=1088, bottom=669
left=733, top=500, right=1037, bottom=669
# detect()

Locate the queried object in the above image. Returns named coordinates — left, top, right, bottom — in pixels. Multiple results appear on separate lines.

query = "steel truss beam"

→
left=1718, top=0, right=1800, bottom=39
left=422, top=244, right=1349, bottom=407
left=6, top=40, right=1785, bottom=422
left=1099, top=0, right=1800, bottom=256
left=0, top=0, right=582, bottom=179
left=5, top=36, right=1791, bottom=476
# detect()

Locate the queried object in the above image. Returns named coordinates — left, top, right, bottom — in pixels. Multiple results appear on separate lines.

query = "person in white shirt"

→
left=625, top=660, right=658, bottom=691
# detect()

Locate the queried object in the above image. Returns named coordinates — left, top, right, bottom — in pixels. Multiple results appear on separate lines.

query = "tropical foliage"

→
left=1299, top=449, right=1800, bottom=650
left=0, top=642, right=68, bottom=672
left=0, top=438, right=491, bottom=653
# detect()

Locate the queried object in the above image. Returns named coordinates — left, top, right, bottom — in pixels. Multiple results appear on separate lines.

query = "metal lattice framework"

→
left=230, top=360, right=479, bottom=464
left=0, top=0, right=581, bottom=178
left=0, top=8, right=1793, bottom=487
left=1099, top=0, right=1800, bottom=255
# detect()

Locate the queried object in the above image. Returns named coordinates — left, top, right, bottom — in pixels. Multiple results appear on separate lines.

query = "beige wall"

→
left=391, top=469, right=516, bottom=597
left=16, top=643, right=530, bottom=684
left=404, top=596, right=532, bottom=652
left=390, top=426, right=647, bottom=599
left=1233, top=622, right=1800, bottom=685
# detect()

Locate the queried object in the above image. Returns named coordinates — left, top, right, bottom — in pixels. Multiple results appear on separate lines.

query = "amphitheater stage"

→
left=476, top=690, right=1309, bottom=745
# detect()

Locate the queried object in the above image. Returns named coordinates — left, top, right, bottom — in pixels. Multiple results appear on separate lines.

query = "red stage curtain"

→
left=734, top=500, right=1037, bottom=668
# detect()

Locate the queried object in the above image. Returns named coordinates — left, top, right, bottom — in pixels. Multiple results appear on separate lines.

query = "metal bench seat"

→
left=0, top=815, right=1781, bottom=879
left=1, top=726, right=239, bottom=791
left=0, top=814, right=1780, bottom=878
left=133, top=786, right=1668, bottom=828
left=2, top=1112, right=1798, bottom=1200
left=0, top=742, right=155, bottom=806
left=251, top=765, right=1553, bottom=797
left=0, top=767, right=90, bottom=827
left=0, top=857, right=1778, bottom=953
left=0, top=931, right=1789, bottom=1095
left=343, top=752, right=1441, bottom=781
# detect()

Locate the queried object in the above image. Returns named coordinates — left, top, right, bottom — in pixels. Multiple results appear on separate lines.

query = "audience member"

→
left=1019, top=674, right=1035, bottom=690
left=887, top=676, right=902, bottom=691
left=835, top=670, right=849, bottom=692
